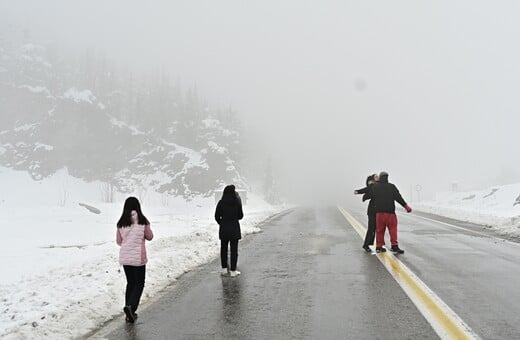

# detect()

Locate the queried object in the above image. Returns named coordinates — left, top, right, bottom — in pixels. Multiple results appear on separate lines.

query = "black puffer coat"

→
left=215, top=195, right=244, bottom=240
left=355, top=174, right=377, bottom=215
left=369, top=173, right=407, bottom=213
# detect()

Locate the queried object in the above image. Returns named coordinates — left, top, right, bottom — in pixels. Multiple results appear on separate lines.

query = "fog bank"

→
left=3, top=1, right=519, bottom=202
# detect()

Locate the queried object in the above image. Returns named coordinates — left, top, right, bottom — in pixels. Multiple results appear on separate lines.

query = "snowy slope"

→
left=0, top=40, right=245, bottom=198
left=415, top=183, right=520, bottom=236
left=0, top=167, right=286, bottom=339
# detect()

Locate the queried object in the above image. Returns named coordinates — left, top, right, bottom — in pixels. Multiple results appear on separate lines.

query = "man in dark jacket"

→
left=369, top=171, right=412, bottom=254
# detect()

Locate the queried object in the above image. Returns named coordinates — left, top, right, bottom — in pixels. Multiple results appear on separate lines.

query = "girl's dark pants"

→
left=123, top=265, right=146, bottom=312
left=363, top=213, right=376, bottom=248
left=221, top=239, right=239, bottom=271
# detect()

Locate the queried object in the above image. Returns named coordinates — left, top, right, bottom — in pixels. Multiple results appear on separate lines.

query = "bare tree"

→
left=136, top=184, right=148, bottom=204
left=100, top=182, right=115, bottom=203
left=58, top=168, right=69, bottom=207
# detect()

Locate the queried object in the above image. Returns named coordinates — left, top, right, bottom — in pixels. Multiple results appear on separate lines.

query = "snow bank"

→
left=0, top=167, right=286, bottom=339
left=415, top=183, right=520, bottom=236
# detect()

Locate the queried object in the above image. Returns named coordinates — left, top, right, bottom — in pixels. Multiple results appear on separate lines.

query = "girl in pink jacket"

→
left=116, top=197, right=153, bottom=323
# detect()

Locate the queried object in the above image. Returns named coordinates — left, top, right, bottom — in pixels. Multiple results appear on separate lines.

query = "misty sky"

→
left=2, top=1, right=520, bottom=201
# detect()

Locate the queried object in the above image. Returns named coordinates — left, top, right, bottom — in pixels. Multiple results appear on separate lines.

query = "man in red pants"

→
left=369, top=171, right=412, bottom=253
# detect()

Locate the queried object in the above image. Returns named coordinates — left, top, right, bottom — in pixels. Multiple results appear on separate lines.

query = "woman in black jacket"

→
left=354, top=174, right=379, bottom=252
left=215, top=185, right=244, bottom=277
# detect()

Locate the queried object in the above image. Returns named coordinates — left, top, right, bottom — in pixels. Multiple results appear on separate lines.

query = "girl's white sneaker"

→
left=230, top=270, right=241, bottom=278
left=221, top=268, right=229, bottom=276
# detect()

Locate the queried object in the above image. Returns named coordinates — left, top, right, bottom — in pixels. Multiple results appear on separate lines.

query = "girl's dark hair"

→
left=117, top=196, right=150, bottom=228
left=221, top=185, right=239, bottom=204
left=366, top=174, right=377, bottom=186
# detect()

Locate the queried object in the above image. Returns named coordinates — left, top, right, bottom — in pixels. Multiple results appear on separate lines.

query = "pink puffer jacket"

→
left=116, top=224, right=153, bottom=266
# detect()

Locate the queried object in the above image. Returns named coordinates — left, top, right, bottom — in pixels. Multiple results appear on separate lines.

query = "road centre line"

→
left=337, top=206, right=480, bottom=340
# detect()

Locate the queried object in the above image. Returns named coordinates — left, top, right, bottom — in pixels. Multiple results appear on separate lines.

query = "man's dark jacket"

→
left=369, top=175, right=407, bottom=213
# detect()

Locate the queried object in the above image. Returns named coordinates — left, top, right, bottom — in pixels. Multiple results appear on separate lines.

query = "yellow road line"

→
left=338, top=206, right=480, bottom=340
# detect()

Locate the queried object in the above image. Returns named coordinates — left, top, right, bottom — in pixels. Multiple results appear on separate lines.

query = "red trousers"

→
left=376, top=212, right=398, bottom=247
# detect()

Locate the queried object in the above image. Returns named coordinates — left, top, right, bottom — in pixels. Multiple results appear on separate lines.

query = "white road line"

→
left=403, top=213, right=491, bottom=236
left=402, top=213, right=520, bottom=247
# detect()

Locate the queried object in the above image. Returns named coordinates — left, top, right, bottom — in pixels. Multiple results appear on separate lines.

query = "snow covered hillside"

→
left=0, top=167, right=286, bottom=339
left=415, top=183, right=520, bottom=237
left=0, top=41, right=245, bottom=198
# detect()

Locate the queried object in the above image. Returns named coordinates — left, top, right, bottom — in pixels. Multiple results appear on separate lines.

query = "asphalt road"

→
left=91, top=207, right=439, bottom=340
left=347, top=208, right=520, bottom=340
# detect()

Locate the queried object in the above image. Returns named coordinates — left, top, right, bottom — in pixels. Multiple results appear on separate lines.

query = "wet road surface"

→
left=92, top=207, right=438, bottom=339
left=348, top=206, right=520, bottom=339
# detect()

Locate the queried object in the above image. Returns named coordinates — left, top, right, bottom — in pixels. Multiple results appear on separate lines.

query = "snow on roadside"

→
left=0, top=167, right=286, bottom=339
left=414, top=182, right=520, bottom=237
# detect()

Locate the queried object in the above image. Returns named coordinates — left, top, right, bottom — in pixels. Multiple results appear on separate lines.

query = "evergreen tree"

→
left=263, top=158, right=278, bottom=204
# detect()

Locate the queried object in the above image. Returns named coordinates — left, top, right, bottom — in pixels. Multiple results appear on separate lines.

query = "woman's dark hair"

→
left=117, top=196, right=150, bottom=228
left=221, top=185, right=239, bottom=204
left=365, top=174, right=376, bottom=186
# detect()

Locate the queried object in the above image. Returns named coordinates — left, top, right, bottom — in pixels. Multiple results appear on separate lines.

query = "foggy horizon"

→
left=2, top=0, right=519, bottom=202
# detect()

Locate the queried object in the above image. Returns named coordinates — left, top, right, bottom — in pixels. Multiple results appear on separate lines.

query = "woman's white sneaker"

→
left=221, top=268, right=229, bottom=276
left=230, top=270, right=241, bottom=278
